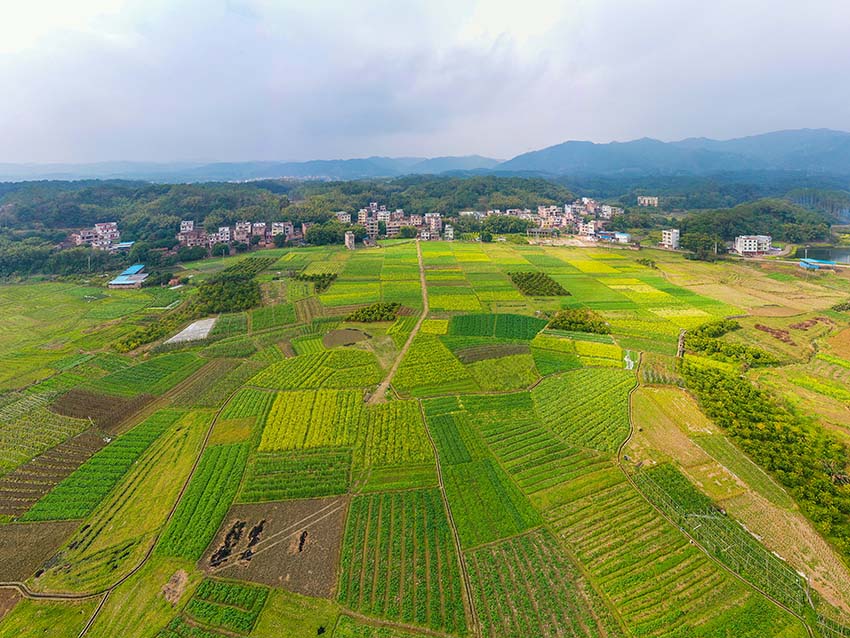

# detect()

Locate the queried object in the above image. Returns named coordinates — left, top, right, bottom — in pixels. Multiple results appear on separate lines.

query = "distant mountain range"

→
left=3, top=129, right=850, bottom=182
left=0, top=155, right=501, bottom=182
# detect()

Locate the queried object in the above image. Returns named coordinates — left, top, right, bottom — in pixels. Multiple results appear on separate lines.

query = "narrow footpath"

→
left=368, top=240, right=429, bottom=405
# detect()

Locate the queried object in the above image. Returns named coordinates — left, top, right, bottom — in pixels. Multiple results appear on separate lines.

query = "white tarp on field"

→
left=165, top=317, right=217, bottom=344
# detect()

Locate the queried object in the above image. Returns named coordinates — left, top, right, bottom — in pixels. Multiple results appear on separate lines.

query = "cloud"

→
left=1, top=0, right=849, bottom=162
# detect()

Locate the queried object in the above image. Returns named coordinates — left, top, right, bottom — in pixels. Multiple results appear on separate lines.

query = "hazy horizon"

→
left=3, top=1, right=850, bottom=163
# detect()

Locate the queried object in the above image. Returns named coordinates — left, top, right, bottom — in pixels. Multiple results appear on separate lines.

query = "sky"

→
left=2, top=0, right=850, bottom=163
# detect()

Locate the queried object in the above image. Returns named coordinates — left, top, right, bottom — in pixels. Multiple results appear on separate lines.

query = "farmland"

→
left=1, top=239, right=849, bottom=638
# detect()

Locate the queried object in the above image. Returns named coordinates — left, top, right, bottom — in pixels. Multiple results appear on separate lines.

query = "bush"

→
left=547, top=308, right=609, bottom=334
left=345, top=302, right=401, bottom=322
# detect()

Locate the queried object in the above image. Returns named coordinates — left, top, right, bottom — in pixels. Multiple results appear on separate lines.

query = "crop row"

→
left=250, top=303, right=296, bottom=331
left=208, top=312, right=247, bottom=339
left=0, top=392, right=89, bottom=475
left=259, top=389, right=362, bottom=452
left=157, top=442, right=249, bottom=560
left=393, top=335, right=477, bottom=395
left=221, top=388, right=275, bottom=421
left=448, top=313, right=547, bottom=340
left=532, top=369, right=634, bottom=453
left=466, top=354, right=539, bottom=391
left=221, top=256, right=277, bottom=277
left=238, top=448, right=352, bottom=502
left=92, top=352, right=205, bottom=397
left=185, top=578, right=269, bottom=634
left=468, top=530, right=619, bottom=638
left=338, top=489, right=466, bottom=634
left=459, top=393, right=610, bottom=494
left=250, top=350, right=383, bottom=390
left=21, top=410, right=180, bottom=521
left=544, top=475, right=788, bottom=636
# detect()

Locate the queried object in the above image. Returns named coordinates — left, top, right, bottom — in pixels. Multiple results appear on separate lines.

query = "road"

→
left=367, top=239, right=428, bottom=405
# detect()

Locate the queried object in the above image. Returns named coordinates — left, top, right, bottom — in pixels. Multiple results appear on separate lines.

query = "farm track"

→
left=368, top=240, right=428, bottom=405
left=617, top=352, right=816, bottom=638
left=417, top=400, right=480, bottom=638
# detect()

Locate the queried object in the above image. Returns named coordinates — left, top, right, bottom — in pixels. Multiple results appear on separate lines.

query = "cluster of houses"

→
left=343, top=203, right=453, bottom=241
left=175, top=220, right=314, bottom=249
left=70, top=222, right=133, bottom=251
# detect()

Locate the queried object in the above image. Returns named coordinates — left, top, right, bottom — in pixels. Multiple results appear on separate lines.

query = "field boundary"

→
left=417, top=400, right=479, bottom=638
left=618, top=352, right=816, bottom=638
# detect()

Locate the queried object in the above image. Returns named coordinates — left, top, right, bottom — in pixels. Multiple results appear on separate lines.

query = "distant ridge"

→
left=3, top=129, right=850, bottom=182
left=497, top=129, right=850, bottom=175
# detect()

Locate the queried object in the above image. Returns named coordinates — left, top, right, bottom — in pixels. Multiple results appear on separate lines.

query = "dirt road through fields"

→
left=368, top=240, right=428, bottom=405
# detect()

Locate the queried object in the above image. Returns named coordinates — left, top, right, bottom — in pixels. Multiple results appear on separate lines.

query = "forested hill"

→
left=0, top=176, right=575, bottom=236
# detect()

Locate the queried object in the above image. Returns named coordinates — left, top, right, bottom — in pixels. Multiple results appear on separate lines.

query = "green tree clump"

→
left=547, top=308, right=610, bottom=334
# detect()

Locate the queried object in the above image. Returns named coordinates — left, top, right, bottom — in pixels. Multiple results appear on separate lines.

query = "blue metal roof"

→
left=121, top=264, right=145, bottom=276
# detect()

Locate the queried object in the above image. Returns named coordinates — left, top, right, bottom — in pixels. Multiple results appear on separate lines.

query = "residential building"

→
left=301, top=222, right=314, bottom=237
left=377, top=210, right=391, bottom=223
left=357, top=209, right=371, bottom=225
left=600, top=204, right=624, bottom=219
left=233, top=221, right=252, bottom=242
left=362, top=218, right=379, bottom=238
left=385, top=220, right=404, bottom=238
left=614, top=232, right=631, bottom=244
left=408, top=214, right=423, bottom=227
left=425, top=213, right=442, bottom=234
left=180, top=220, right=194, bottom=233
left=661, top=228, right=680, bottom=249
left=734, top=235, right=772, bottom=255
left=637, top=195, right=659, bottom=207
left=271, top=221, right=294, bottom=238
left=344, top=231, right=356, bottom=250
left=72, top=221, right=121, bottom=250
left=578, top=220, right=599, bottom=237
left=251, top=222, right=267, bottom=237
left=419, top=229, right=432, bottom=241
left=335, top=211, right=351, bottom=224
left=444, top=224, right=454, bottom=241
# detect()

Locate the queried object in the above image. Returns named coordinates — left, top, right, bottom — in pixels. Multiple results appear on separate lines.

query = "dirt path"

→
left=368, top=240, right=428, bottom=405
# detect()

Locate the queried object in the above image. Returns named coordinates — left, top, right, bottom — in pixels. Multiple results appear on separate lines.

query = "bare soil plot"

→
left=201, top=497, right=348, bottom=598
left=50, top=389, right=155, bottom=433
left=0, top=521, right=79, bottom=581
left=0, top=590, right=19, bottom=622
left=0, top=429, right=108, bottom=517
left=827, top=327, right=850, bottom=359
left=322, top=329, right=370, bottom=348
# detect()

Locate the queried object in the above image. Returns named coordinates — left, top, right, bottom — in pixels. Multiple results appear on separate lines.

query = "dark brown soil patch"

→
left=200, top=497, right=348, bottom=598
left=0, top=521, right=79, bottom=581
left=0, top=590, right=19, bottom=621
left=322, top=329, right=370, bottom=348
left=0, top=429, right=109, bottom=517
left=50, top=389, right=155, bottom=433
left=455, top=343, right=530, bottom=364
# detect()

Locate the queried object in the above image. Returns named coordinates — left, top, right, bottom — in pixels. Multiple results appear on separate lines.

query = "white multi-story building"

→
left=734, top=235, right=772, bottom=255
left=180, top=220, right=194, bottom=233
left=251, top=222, right=267, bottom=237
left=344, top=231, right=356, bottom=250
left=408, top=214, right=423, bottom=227
left=73, top=222, right=121, bottom=250
left=444, top=224, right=454, bottom=241
left=578, top=221, right=599, bottom=237
left=661, top=228, right=680, bottom=249
left=637, top=196, right=659, bottom=207
left=216, top=226, right=231, bottom=243
left=335, top=211, right=351, bottom=224
left=377, top=210, right=392, bottom=223
left=362, top=217, right=379, bottom=238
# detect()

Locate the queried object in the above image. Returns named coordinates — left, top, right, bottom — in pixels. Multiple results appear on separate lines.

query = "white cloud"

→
left=1, top=0, right=849, bottom=162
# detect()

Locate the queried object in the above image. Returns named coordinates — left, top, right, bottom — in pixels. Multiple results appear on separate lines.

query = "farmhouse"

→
left=734, top=234, right=772, bottom=255
left=661, top=228, right=680, bottom=249
left=107, top=264, right=149, bottom=289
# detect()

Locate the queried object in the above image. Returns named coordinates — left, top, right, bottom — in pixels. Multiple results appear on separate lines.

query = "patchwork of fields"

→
left=0, top=240, right=848, bottom=638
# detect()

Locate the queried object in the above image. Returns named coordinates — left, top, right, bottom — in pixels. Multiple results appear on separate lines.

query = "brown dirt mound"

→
left=322, top=329, right=370, bottom=348
left=201, top=497, right=348, bottom=598
left=50, top=389, right=155, bottom=433
left=161, top=569, right=189, bottom=606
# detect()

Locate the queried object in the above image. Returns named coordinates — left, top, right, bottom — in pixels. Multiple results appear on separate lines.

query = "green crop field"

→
left=0, top=239, right=844, bottom=638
